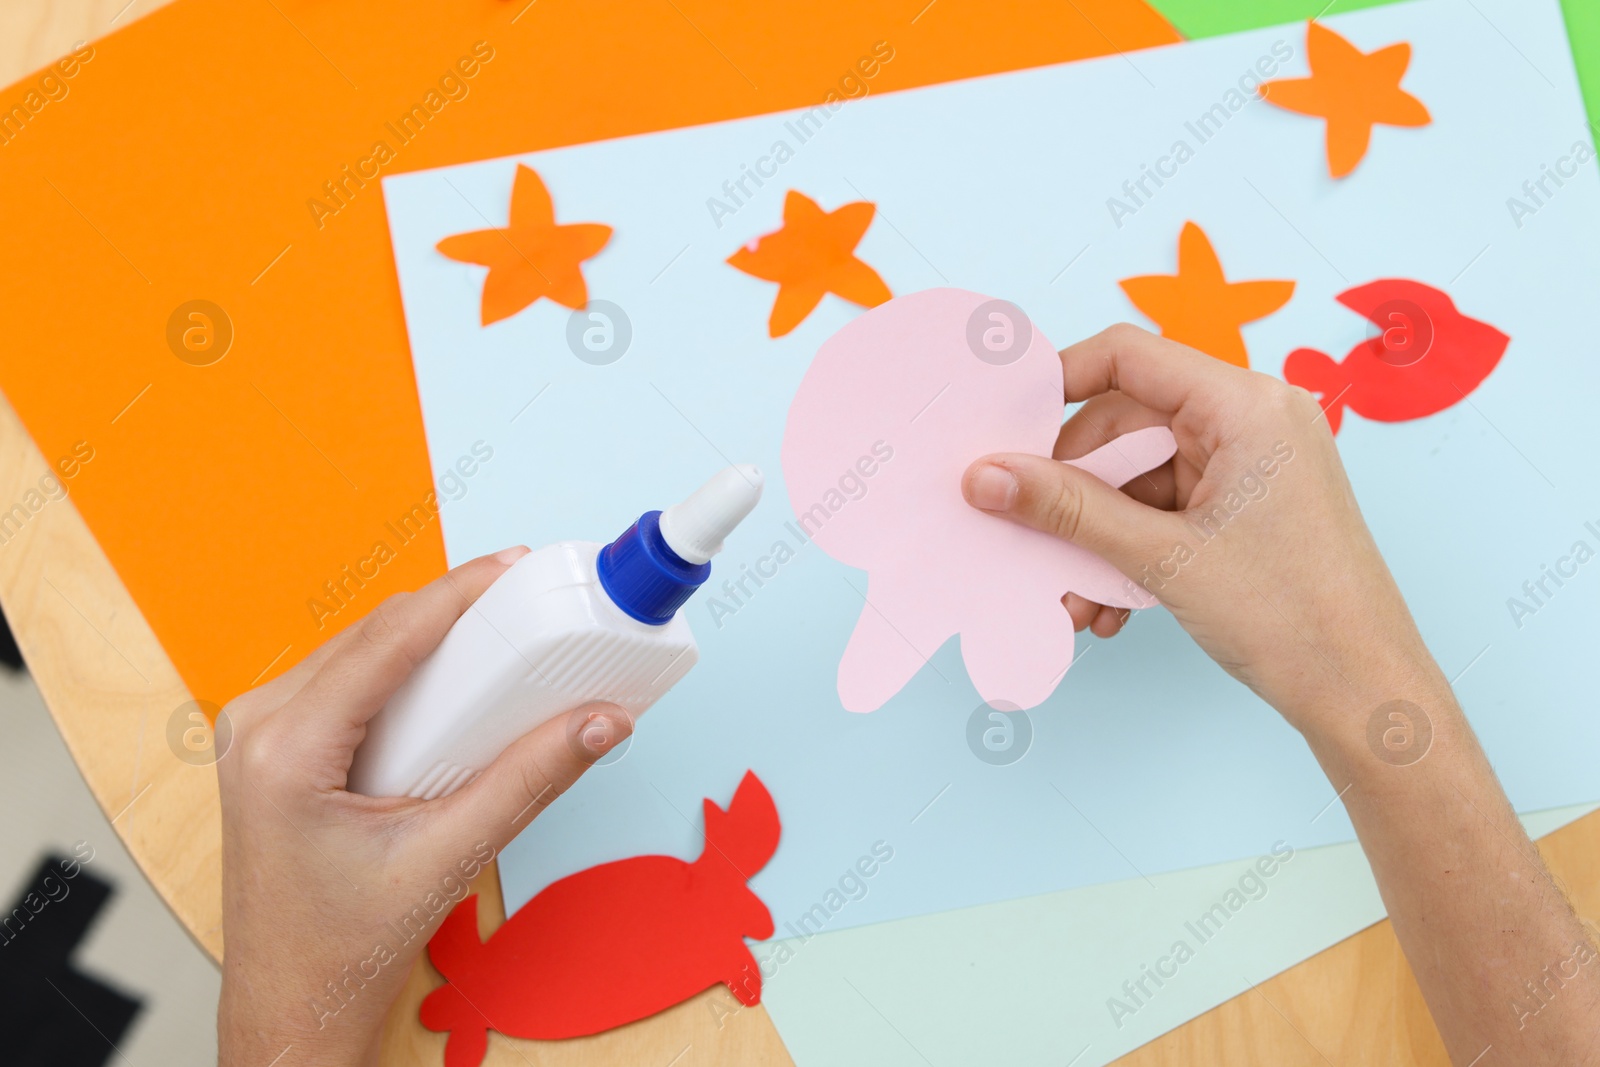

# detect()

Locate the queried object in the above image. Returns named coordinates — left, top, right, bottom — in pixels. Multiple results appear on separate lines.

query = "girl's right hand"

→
left=960, top=323, right=1444, bottom=739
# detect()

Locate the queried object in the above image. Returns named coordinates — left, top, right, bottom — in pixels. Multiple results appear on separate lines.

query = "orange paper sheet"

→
left=0, top=0, right=1180, bottom=706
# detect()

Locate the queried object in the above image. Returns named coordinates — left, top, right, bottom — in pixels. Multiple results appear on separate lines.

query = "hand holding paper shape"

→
left=421, top=772, right=779, bottom=1064
left=1282, top=279, right=1510, bottom=434
left=1261, top=21, right=1431, bottom=178
left=436, top=164, right=613, bottom=325
left=727, top=190, right=892, bottom=337
left=1119, top=221, right=1295, bottom=368
left=781, top=289, right=1177, bottom=713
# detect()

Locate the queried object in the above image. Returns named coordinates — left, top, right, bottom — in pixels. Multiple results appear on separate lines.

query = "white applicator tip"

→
left=659, top=465, right=764, bottom=565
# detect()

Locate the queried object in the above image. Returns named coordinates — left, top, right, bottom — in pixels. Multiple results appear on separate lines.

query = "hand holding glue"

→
left=349, top=465, right=763, bottom=799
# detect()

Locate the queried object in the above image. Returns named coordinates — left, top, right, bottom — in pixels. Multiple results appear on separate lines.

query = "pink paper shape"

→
left=780, top=288, right=1177, bottom=713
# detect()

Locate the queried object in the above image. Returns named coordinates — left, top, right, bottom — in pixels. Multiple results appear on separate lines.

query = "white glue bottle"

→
left=348, top=465, right=764, bottom=799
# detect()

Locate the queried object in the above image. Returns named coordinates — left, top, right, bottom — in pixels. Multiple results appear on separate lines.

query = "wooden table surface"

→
left=4, top=4, right=1597, bottom=1065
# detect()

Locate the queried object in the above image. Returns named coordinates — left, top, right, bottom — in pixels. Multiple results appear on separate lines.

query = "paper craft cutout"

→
left=781, top=288, right=1177, bottom=713
left=1118, top=221, right=1295, bottom=367
left=1282, top=279, right=1510, bottom=434
left=436, top=164, right=613, bottom=325
left=727, top=190, right=892, bottom=337
left=421, top=771, right=779, bottom=1063
left=1261, top=21, right=1431, bottom=178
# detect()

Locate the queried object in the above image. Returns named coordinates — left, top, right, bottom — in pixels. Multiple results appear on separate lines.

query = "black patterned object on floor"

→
left=0, top=852, right=144, bottom=1066
left=0, top=602, right=21, bottom=672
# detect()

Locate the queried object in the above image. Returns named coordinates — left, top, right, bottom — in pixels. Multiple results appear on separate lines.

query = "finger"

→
left=1054, top=393, right=1169, bottom=462
left=1090, top=604, right=1130, bottom=638
left=277, top=546, right=531, bottom=757
left=436, top=703, right=632, bottom=856
left=1059, top=324, right=1244, bottom=417
left=1059, top=392, right=1216, bottom=511
left=1056, top=397, right=1183, bottom=511
left=1120, top=462, right=1176, bottom=510
left=963, top=451, right=1183, bottom=575
left=224, top=625, right=360, bottom=731
left=1063, top=593, right=1098, bottom=632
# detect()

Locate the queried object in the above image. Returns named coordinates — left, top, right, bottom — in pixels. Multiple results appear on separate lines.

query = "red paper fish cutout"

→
left=1282, top=279, right=1509, bottom=434
left=421, top=771, right=780, bottom=1065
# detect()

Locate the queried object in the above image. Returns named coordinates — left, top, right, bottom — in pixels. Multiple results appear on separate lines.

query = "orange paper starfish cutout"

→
left=437, top=164, right=613, bottom=326
left=1261, top=21, right=1431, bottom=178
left=1119, top=221, right=1295, bottom=369
left=727, top=191, right=892, bottom=338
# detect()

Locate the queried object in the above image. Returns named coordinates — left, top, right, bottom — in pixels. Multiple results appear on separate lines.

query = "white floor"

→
left=0, top=667, right=220, bottom=1065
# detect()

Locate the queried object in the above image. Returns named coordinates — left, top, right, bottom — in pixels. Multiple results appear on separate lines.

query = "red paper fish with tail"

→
left=1282, top=279, right=1509, bottom=434
left=421, top=771, right=780, bottom=1066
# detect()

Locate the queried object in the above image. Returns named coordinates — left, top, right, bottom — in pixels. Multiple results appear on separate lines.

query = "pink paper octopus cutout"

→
left=781, top=288, right=1177, bottom=713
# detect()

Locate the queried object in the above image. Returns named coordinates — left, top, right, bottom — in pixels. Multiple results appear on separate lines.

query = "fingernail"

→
left=493, top=545, right=530, bottom=565
left=579, top=713, right=631, bottom=759
left=967, top=465, right=1018, bottom=511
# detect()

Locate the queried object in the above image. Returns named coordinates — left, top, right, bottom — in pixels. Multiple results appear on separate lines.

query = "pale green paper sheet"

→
left=757, top=805, right=1596, bottom=1066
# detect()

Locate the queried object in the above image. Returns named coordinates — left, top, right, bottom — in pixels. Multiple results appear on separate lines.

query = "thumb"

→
left=963, top=453, right=1178, bottom=576
left=434, top=702, right=633, bottom=856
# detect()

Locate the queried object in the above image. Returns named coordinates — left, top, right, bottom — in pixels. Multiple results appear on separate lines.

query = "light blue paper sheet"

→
left=380, top=0, right=1600, bottom=940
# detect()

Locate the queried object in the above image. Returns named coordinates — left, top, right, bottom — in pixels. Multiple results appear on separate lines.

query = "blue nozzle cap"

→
left=597, top=510, right=711, bottom=625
